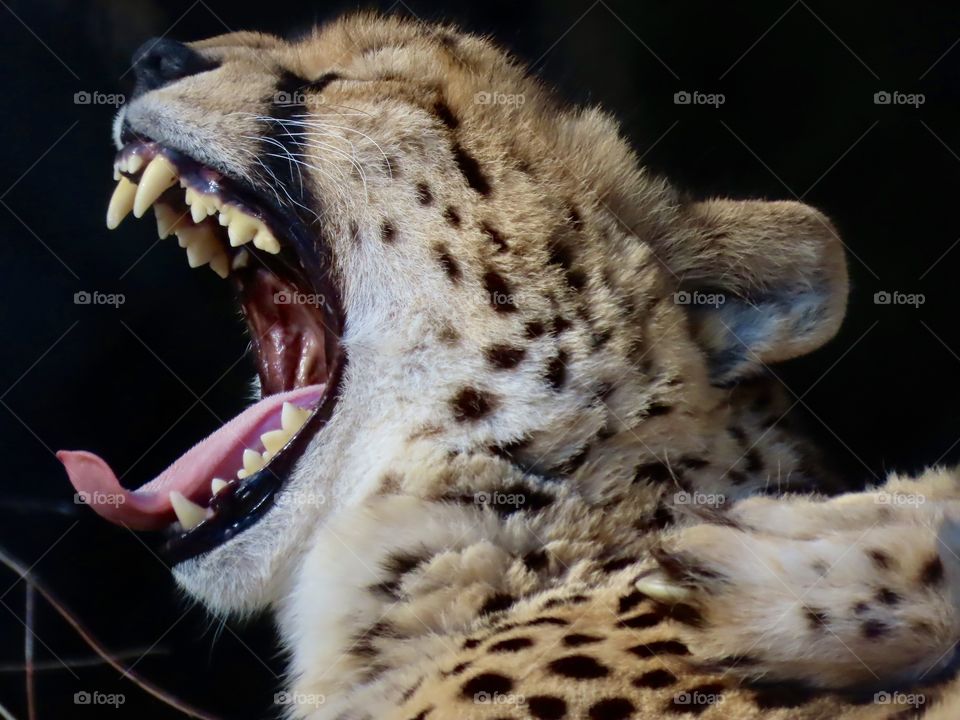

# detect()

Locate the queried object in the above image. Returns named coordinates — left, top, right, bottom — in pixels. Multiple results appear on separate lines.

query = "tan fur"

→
left=112, top=12, right=960, bottom=719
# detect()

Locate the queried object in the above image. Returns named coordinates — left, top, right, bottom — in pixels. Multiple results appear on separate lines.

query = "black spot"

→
left=620, top=612, right=662, bottom=629
left=566, top=204, right=584, bottom=232
left=545, top=351, right=567, bottom=390
left=862, top=619, right=888, bottom=639
left=728, top=426, right=748, bottom=444
left=563, top=633, right=602, bottom=647
left=452, top=143, right=491, bottom=195
left=591, top=329, right=613, bottom=349
left=588, top=698, right=634, bottom=720
left=853, top=601, right=870, bottom=615
left=805, top=607, right=829, bottom=630
left=444, top=661, right=472, bottom=676
left=617, top=590, right=647, bottom=615
left=679, top=457, right=709, bottom=470
left=877, top=588, right=901, bottom=605
left=485, top=344, right=526, bottom=369
left=435, top=244, right=461, bottom=282
left=548, top=655, right=609, bottom=679
left=665, top=603, right=705, bottom=628
left=566, top=269, right=588, bottom=291
left=479, top=593, right=516, bottom=616
left=380, top=220, right=396, bottom=243
left=524, top=320, right=546, bottom=338
left=451, top=387, right=495, bottom=422
left=645, top=403, right=673, bottom=418
left=400, top=678, right=423, bottom=703
left=481, top=222, right=509, bottom=253
left=626, top=640, right=690, bottom=658
left=867, top=549, right=893, bottom=570
left=416, top=182, right=433, bottom=205
left=543, top=594, right=589, bottom=609
left=552, top=316, right=572, bottom=335
left=725, top=470, right=748, bottom=485
left=600, top=556, right=636, bottom=573
left=547, top=235, right=574, bottom=269
left=460, top=673, right=513, bottom=699
left=921, top=555, right=944, bottom=585
left=527, top=696, right=567, bottom=720
left=633, top=669, right=677, bottom=689
left=373, top=551, right=426, bottom=598
left=462, top=638, right=481, bottom=649
left=633, top=461, right=673, bottom=484
left=444, top=206, right=461, bottom=226
left=556, top=445, right=590, bottom=475
left=751, top=682, right=819, bottom=709
left=525, top=617, right=569, bottom=627
left=523, top=549, right=548, bottom=571
left=744, top=449, right=763, bottom=473
left=407, top=709, right=431, bottom=720
left=483, top=271, right=517, bottom=313
left=637, top=504, right=675, bottom=532
left=489, top=636, right=533, bottom=653
left=490, top=436, right=530, bottom=460
left=432, top=100, right=459, bottom=130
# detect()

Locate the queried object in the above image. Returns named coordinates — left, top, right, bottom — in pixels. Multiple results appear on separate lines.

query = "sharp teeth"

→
left=227, top=215, right=259, bottom=247
left=184, top=187, right=198, bottom=206
left=281, top=402, right=311, bottom=433
left=261, top=428, right=292, bottom=455
left=127, top=155, right=145, bottom=174
left=106, top=177, right=138, bottom=229
left=243, top=448, right=265, bottom=474
left=190, top=201, right=208, bottom=223
left=169, top=491, right=209, bottom=530
left=185, top=232, right=220, bottom=268
left=231, top=249, right=251, bottom=270
left=253, top=227, right=281, bottom=254
left=217, top=207, right=233, bottom=227
left=211, top=478, right=229, bottom=496
left=153, top=204, right=182, bottom=239
left=133, top=155, right=178, bottom=218
left=209, top=253, right=230, bottom=279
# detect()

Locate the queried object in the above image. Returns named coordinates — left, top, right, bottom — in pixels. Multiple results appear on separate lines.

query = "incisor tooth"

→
left=227, top=215, right=259, bottom=247
left=133, top=155, right=178, bottom=218
left=281, top=402, right=310, bottom=433
left=106, top=177, right=137, bottom=229
left=261, top=428, right=292, bottom=454
left=253, top=227, right=281, bottom=254
left=153, top=204, right=182, bottom=239
left=209, top=253, right=230, bottom=279
left=211, top=478, right=229, bottom=496
left=127, top=155, right=145, bottom=174
left=243, top=448, right=265, bottom=474
left=186, top=232, right=220, bottom=268
left=170, top=491, right=208, bottom=530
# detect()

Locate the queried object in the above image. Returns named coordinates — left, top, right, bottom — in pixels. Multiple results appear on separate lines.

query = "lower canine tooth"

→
left=170, top=491, right=208, bottom=530
left=154, top=204, right=182, bottom=239
left=106, top=177, right=137, bottom=229
left=134, top=155, right=178, bottom=217
left=261, top=428, right=292, bottom=454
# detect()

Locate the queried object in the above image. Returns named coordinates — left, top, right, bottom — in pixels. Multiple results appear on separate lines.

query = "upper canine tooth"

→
left=261, top=428, right=292, bottom=454
left=106, top=177, right=137, bottom=229
left=227, top=215, right=259, bottom=247
left=281, top=402, right=310, bottom=433
left=169, top=491, right=209, bottom=530
left=133, top=155, right=178, bottom=217
left=153, top=204, right=183, bottom=239
left=253, top=227, right=281, bottom=254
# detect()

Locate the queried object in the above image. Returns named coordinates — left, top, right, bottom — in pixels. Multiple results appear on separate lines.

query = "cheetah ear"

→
left=669, top=199, right=848, bottom=386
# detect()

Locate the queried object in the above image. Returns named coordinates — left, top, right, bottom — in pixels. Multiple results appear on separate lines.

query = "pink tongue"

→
left=57, top=385, right=325, bottom=530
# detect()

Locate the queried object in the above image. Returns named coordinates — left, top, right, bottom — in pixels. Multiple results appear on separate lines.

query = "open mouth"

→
left=58, top=139, right=344, bottom=564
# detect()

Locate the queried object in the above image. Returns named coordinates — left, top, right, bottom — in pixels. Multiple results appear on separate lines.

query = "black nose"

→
left=131, top=38, right=218, bottom=96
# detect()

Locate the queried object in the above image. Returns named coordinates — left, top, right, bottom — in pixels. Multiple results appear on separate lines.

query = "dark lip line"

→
left=116, top=127, right=348, bottom=564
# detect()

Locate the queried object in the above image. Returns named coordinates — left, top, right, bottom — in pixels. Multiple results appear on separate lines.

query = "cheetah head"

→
left=59, top=13, right=848, bottom=615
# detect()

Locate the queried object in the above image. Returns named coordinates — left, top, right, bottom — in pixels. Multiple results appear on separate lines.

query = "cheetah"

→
left=58, top=13, right=960, bottom=719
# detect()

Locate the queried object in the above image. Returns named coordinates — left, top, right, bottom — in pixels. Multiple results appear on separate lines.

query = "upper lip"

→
left=60, top=130, right=345, bottom=564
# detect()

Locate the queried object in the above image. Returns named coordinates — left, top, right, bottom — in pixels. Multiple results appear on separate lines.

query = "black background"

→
left=1, top=1, right=959, bottom=717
